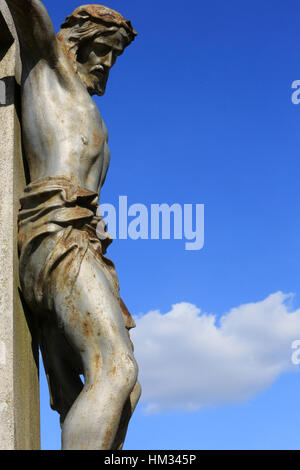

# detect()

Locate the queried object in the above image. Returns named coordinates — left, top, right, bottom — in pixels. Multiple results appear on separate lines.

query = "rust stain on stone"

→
left=120, top=298, right=136, bottom=330
left=94, top=354, right=100, bottom=369
left=92, top=131, right=102, bottom=147
left=109, top=365, right=117, bottom=376
left=82, top=320, right=91, bottom=337
left=102, top=426, right=113, bottom=450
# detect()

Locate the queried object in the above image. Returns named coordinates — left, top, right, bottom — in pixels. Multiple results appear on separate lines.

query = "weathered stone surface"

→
left=0, top=0, right=40, bottom=450
left=2, top=0, right=140, bottom=449
left=7, top=0, right=139, bottom=449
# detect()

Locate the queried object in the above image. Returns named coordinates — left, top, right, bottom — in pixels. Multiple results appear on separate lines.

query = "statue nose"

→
left=102, top=51, right=113, bottom=68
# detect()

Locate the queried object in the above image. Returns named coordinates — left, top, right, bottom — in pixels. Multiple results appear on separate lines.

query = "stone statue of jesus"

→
left=6, top=0, right=141, bottom=450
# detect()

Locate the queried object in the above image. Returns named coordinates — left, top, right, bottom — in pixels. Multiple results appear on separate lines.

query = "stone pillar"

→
left=0, top=0, right=40, bottom=450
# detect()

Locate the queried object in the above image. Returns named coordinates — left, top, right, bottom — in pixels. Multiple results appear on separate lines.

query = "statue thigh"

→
left=38, top=240, right=138, bottom=423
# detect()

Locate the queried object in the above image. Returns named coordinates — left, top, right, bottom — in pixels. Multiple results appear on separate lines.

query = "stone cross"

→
left=0, top=0, right=140, bottom=449
left=0, top=0, right=40, bottom=450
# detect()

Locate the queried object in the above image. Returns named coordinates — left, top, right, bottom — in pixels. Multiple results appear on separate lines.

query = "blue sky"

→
left=39, top=0, right=300, bottom=449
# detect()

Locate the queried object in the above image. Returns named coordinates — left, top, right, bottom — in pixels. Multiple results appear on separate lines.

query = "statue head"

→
left=57, top=5, right=137, bottom=96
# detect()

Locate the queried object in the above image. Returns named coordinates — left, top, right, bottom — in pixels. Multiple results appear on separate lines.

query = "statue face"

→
left=76, top=30, right=126, bottom=96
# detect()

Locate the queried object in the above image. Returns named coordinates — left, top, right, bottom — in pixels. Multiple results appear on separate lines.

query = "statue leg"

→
left=40, top=303, right=141, bottom=444
left=52, top=248, right=139, bottom=450
left=112, top=380, right=142, bottom=449
left=38, top=319, right=84, bottom=425
left=112, top=299, right=142, bottom=449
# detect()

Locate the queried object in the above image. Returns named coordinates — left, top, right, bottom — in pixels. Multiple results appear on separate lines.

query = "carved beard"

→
left=77, top=69, right=107, bottom=96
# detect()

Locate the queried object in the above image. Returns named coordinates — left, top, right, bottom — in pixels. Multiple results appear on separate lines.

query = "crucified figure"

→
left=6, top=0, right=141, bottom=450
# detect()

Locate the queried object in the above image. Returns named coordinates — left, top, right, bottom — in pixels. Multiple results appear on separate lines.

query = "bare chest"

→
left=22, top=64, right=110, bottom=189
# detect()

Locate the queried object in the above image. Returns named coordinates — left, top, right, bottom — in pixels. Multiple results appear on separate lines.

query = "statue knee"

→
left=113, top=351, right=138, bottom=393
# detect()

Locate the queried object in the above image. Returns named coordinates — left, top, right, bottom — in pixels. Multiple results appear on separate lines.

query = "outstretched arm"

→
left=5, top=0, right=58, bottom=65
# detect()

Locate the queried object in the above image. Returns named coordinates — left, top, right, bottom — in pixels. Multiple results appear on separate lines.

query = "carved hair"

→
left=57, top=4, right=137, bottom=59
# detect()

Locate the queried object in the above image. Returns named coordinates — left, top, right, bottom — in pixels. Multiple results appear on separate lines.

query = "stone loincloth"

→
left=18, top=175, right=135, bottom=329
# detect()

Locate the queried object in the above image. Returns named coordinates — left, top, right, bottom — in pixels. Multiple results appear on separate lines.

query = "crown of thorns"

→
left=61, top=4, right=137, bottom=44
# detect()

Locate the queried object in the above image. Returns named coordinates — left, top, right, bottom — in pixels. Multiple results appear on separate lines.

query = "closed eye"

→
left=94, top=44, right=112, bottom=57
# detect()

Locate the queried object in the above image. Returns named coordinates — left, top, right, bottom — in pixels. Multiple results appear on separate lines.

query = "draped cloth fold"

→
left=18, top=175, right=135, bottom=329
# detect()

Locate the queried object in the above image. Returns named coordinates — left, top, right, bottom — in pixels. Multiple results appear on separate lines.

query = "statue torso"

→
left=21, top=46, right=110, bottom=195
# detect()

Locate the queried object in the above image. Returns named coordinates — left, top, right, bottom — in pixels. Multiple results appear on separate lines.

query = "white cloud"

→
left=131, top=292, right=300, bottom=413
